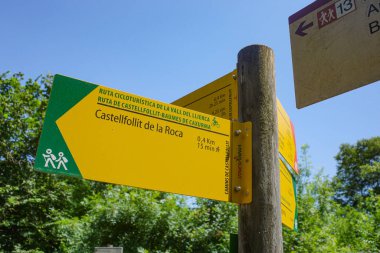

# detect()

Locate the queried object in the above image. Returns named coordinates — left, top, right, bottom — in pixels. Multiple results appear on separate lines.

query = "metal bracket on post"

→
left=231, top=121, right=252, bottom=204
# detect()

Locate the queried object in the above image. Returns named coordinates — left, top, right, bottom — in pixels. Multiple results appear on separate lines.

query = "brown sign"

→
left=289, top=0, right=380, bottom=108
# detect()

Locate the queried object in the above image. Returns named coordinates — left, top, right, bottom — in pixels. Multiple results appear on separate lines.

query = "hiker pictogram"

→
left=41, top=149, right=68, bottom=170
left=43, top=149, right=56, bottom=169
left=56, top=152, right=68, bottom=171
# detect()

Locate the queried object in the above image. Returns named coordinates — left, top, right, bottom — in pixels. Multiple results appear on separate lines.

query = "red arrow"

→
left=295, top=21, right=313, bottom=36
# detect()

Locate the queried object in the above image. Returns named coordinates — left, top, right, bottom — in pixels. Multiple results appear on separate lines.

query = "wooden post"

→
left=237, top=45, right=282, bottom=253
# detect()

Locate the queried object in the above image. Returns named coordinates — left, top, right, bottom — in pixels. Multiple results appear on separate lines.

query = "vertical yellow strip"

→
left=231, top=121, right=252, bottom=203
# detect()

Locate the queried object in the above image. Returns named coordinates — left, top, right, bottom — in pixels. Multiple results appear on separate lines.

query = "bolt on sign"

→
left=172, top=70, right=299, bottom=230
left=289, top=0, right=380, bottom=108
left=34, top=75, right=251, bottom=203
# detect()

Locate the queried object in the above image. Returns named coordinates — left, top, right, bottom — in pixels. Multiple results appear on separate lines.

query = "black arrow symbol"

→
left=295, top=21, right=314, bottom=36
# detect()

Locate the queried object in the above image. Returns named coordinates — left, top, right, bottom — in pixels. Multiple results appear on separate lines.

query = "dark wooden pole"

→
left=237, top=45, right=282, bottom=253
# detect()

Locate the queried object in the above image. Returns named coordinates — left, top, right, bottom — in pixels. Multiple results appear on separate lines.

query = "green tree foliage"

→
left=0, top=72, right=58, bottom=251
left=0, top=73, right=95, bottom=252
left=283, top=144, right=380, bottom=253
left=283, top=145, right=339, bottom=252
left=56, top=186, right=237, bottom=253
left=333, top=137, right=380, bottom=207
left=187, top=198, right=237, bottom=252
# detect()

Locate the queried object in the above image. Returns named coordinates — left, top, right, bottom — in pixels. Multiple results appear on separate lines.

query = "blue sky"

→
left=1, top=0, right=379, bottom=177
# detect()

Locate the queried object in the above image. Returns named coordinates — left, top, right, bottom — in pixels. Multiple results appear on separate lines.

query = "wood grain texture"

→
left=237, top=45, right=283, bottom=253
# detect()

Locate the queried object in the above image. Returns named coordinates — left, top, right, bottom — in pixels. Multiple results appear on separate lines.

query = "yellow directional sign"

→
left=173, top=70, right=298, bottom=229
left=174, top=70, right=239, bottom=121
left=277, top=100, right=298, bottom=175
left=280, top=160, right=297, bottom=230
left=34, top=75, right=252, bottom=203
